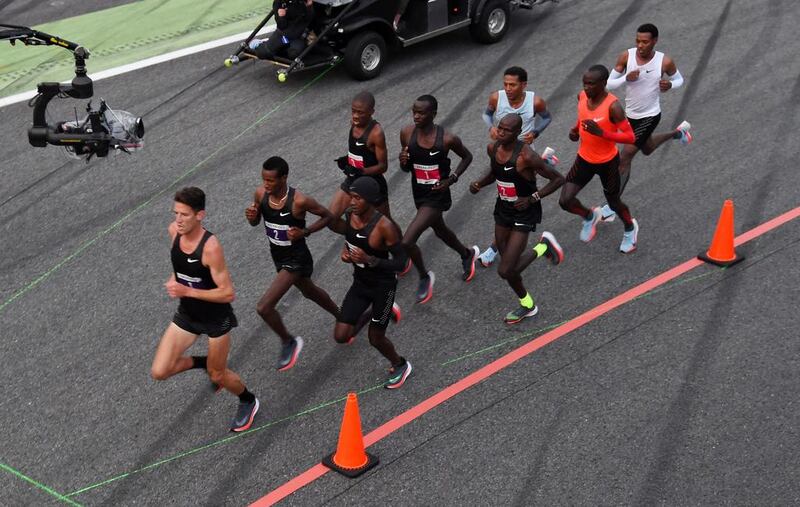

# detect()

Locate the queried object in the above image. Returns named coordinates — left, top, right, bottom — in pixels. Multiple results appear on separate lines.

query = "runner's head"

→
left=412, top=94, right=438, bottom=128
left=497, top=113, right=522, bottom=146
left=583, top=65, right=609, bottom=99
left=352, top=91, right=375, bottom=128
left=261, top=156, right=289, bottom=196
left=635, top=23, right=659, bottom=58
left=173, top=187, right=206, bottom=234
left=348, top=176, right=381, bottom=214
left=502, top=66, right=528, bottom=102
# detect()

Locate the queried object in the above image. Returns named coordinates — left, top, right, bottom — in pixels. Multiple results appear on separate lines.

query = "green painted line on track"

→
left=0, top=462, right=83, bottom=506
left=63, top=263, right=728, bottom=499
left=0, top=0, right=270, bottom=98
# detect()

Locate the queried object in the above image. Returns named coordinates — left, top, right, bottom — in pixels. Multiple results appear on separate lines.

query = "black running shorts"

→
left=493, top=199, right=541, bottom=232
left=339, top=278, right=396, bottom=330
left=173, top=309, right=238, bottom=338
left=272, top=246, right=314, bottom=278
left=566, top=154, right=622, bottom=197
left=628, top=113, right=661, bottom=149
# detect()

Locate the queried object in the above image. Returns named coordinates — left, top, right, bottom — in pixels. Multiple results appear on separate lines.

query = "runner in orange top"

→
left=558, top=65, right=640, bottom=253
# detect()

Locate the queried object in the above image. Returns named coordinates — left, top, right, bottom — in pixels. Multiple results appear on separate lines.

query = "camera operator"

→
left=249, top=0, right=314, bottom=60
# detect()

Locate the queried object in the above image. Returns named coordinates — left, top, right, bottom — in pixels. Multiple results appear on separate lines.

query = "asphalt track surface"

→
left=1, top=0, right=800, bottom=505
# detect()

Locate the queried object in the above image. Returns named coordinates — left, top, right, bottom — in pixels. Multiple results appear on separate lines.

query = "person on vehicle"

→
left=246, top=0, right=314, bottom=60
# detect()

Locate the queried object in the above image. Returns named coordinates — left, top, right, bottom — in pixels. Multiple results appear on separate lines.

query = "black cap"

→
left=348, top=176, right=382, bottom=205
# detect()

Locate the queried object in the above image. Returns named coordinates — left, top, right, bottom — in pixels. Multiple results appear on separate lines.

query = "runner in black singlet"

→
left=398, top=95, right=480, bottom=304
left=328, top=177, right=412, bottom=389
left=152, top=187, right=259, bottom=432
left=328, top=91, right=391, bottom=219
left=246, top=157, right=341, bottom=372
left=469, top=115, right=566, bottom=324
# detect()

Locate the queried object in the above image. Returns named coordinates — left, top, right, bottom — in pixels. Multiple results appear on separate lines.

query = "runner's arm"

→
left=245, top=189, right=262, bottom=226
left=362, top=125, right=388, bottom=176
left=446, top=133, right=472, bottom=180
left=289, top=192, right=331, bottom=240
left=602, top=101, right=636, bottom=144
left=483, top=91, right=498, bottom=128
left=532, top=97, right=551, bottom=138
left=607, top=52, right=629, bottom=90
left=366, top=219, right=407, bottom=271
left=660, top=56, right=683, bottom=91
left=528, top=152, right=565, bottom=200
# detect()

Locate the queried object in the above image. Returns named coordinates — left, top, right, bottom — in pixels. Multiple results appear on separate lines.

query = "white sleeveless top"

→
left=495, top=90, right=536, bottom=143
left=623, top=48, right=664, bottom=119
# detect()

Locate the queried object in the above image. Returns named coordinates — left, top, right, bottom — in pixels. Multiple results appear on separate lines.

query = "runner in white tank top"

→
left=478, top=66, right=555, bottom=266
left=600, top=23, right=693, bottom=221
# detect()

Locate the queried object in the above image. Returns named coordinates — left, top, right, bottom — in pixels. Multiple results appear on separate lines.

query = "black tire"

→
left=344, top=30, right=387, bottom=80
left=470, top=0, right=511, bottom=44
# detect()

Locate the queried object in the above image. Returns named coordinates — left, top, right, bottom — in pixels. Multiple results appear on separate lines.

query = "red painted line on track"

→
left=251, top=205, right=800, bottom=507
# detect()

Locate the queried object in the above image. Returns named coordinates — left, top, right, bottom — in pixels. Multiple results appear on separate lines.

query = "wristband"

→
left=529, top=192, right=540, bottom=203
left=449, top=173, right=459, bottom=183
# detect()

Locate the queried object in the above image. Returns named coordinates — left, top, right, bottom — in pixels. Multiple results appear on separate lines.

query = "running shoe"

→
left=579, top=207, right=602, bottom=242
left=675, top=120, right=692, bottom=145
left=619, top=218, right=639, bottom=254
left=504, top=305, right=539, bottom=324
left=478, top=245, right=498, bottom=267
left=539, top=231, right=564, bottom=266
left=398, top=258, right=412, bottom=277
left=231, top=398, right=260, bottom=432
left=462, top=245, right=480, bottom=282
left=416, top=271, right=435, bottom=304
left=600, top=203, right=616, bottom=222
left=276, top=336, right=303, bottom=371
left=541, top=146, right=559, bottom=166
left=391, top=302, right=402, bottom=324
left=385, top=360, right=412, bottom=389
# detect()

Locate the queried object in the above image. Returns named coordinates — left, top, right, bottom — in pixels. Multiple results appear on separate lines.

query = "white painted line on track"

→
left=0, top=25, right=275, bottom=109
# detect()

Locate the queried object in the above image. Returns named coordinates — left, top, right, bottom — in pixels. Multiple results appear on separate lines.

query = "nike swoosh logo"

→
left=429, top=151, right=440, bottom=156
left=593, top=117, right=604, bottom=122
left=371, top=318, right=381, bottom=323
left=187, top=258, right=199, bottom=263
left=504, top=166, right=514, bottom=171
left=356, top=234, right=367, bottom=238
left=645, top=69, right=653, bottom=73
left=355, top=141, right=365, bottom=146
left=514, top=222, right=530, bottom=227
left=279, top=212, right=290, bottom=216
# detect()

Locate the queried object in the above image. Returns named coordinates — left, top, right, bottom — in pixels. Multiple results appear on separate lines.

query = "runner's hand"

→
left=399, top=146, right=410, bottom=168
left=513, top=198, right=531, bottom=211
left=569, top=126, right=580, bottom=142
left=432, top=178, right=451, bottom=191
left=165, top=279, right=188, bottom=299
left=626, top=69, right=640, bottom=81
left=348, top=245, right=370, bottom=264
left=581, top=119, right=603, bottom=137
left=659, top=78, right=672, bottom=92
left=245, top=203, right=259, bottom=222
left=522, top=131, right=535, bottom=144
left=469, top=181, right=481, bottom=194
left=287, top=226, right=304, bottom=241
left=489, top=127, right=498, bottom=140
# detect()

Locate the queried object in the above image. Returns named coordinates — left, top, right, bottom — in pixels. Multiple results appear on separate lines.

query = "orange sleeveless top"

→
left=577, top=91, right=619, bottom=164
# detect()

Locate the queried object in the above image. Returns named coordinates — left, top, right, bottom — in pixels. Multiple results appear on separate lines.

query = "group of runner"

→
left=150, top=23, right=691, bottom=432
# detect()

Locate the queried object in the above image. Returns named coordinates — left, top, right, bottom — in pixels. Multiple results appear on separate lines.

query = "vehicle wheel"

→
left=344, top=31, right=387, bottom=80
left=470, top=0, right=511, bottom=44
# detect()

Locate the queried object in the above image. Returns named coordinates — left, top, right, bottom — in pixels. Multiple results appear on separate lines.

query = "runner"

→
left=478, top=66, right=553, bottom=267
left=601, top=23, right=691, bottom=221
left=398, top=94, right=480, bottom=304
left=329, top=91, right=391, bottom=219
left=558, top=65, right=639, bottom=253
left=328, top=177, right=412, bottom=388
left=151, top=187, right=259, bottom=432
left=245, top=156, right=342, bottom=371
left=469, top=114, right=565, bottom=324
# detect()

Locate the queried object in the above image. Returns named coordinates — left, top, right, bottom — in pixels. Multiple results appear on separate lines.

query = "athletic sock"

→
left=191, top=356, right=207, bottom=369
left=533, top=243, right=547, bottom=257
left=238, top=388, right=256, bottom=404
left=519, top=292, right=534, bottom=309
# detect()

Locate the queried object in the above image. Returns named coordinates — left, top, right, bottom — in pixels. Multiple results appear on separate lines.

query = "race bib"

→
left=345, top=240, right=365, bottom=268
left=497, top=180, right=518, bottom=202
left=413, top=163, right=441, bottom=185
left=347, top=151, right=364, bottom=170
left=265, top=222, right=291, bottom=246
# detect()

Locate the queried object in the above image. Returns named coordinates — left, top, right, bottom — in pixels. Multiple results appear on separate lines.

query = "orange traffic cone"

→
left=322, top=392, right=378, bottom=477
left=698, top=199, right=744, bottom=267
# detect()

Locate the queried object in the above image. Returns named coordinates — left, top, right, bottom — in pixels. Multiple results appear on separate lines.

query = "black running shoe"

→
left=462, top=245, right=480, bottom=282
left=504, top=305, right=539, bottom=324
left=276, top=337, right=303, bottom=371
left=231, top=398, right=259, bottom=432
left=416, top=271, right=435, bottom=304
left=385, top=360, right=412, bottom=389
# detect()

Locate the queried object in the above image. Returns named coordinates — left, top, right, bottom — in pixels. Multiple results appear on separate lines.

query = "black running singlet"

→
left=491, top=140, right=539, bottom=203
left=260, top=187, right=307, bottom=257
left=171, top=230, right=233, bottom=320
left=345, top=211, right=395, bottom=284
left=407, top=125, right=452, bottom=207
left=347, top=119, right=379, bottom=173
